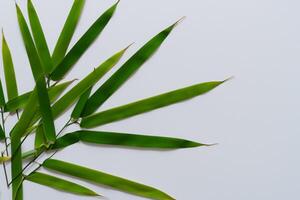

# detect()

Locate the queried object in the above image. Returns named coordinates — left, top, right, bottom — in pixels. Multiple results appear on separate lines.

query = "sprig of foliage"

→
left=0, top=1, right=228, bottom=200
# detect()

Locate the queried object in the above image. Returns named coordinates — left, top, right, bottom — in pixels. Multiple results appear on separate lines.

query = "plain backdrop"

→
left=0, top=0, right=299, bottom=199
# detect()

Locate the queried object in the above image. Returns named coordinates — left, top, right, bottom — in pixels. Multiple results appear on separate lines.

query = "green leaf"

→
left=10, top=89, right=39, bottom=200
left=0, top=124, right=5, bottom=140
left=16, top=4, right=43, bottom=81
left=27, top=0, right=53, bottom=75
left=52, top=0, right=86, bottom=66
left=0, top=79, right=6, bottom=107
left=81, top=19, right=181, bottom=117
left=52, top=130, right=208, bottom=149
left=50, top=1, right=119, bottom=81
left=81, top=80, right=226, bottom=128
left=36, top=76, right=56, bottom=144
left=34, top=124, right=47, bottom=149
left=51, top=46, right=128, bottom=119
left=5, top=80, right=74, bottom=112
left=2, top=32, right=18, bottom=100
left=43, top=159, right=174, bottom=200
left=71, top=86, right=92, bottom=120
left=26, top=172, right=99, bottom=196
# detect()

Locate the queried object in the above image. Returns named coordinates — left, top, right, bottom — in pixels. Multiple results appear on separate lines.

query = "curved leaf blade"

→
left=81, top=80, right=226, bottom=128
left=53, top=130, right=207, bottom=149
left=27, top=0, right=53, bottom=74
left=16, top=4, right=43, bottom=81
left=2, top=32, right=18, bottom=100
left=81, top=20, right=180, bottom=117
left=43, top=159, right=174, bottom=200
left=50, top=1, right=119, bottom=81
left=26, top=172, right=99, bottom=196
left=52, top=0, right=86, bottom=66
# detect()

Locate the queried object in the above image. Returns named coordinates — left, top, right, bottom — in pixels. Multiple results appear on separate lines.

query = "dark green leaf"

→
left=5, top=80, right=73, bottom=112
left=27, top=0, right=53, bottom=74
left=26, top=172, right=99, bottom=196
left=51, top=46, right=128, bottom=119
left=0, top=124, right=5, bottom=140
left=81, top=80, right=226, bottom=128
left=36, top=76, right=56, bottom=144
left=43, top=159, right=174, bottom=200
left=2, top=32, right=18, bottom=100
left=52, top=130, right=207, bottom=149
left=52, top=0, right=86, bottom=66
left=71, top=86, right=92, bottom=119
left=16, top=4, right=43, bottom=81
left=0, top=79, right=6, bottom=107
left=81, top=19, right=181, bottom=117
left=50, top=1, right=119, bottom=80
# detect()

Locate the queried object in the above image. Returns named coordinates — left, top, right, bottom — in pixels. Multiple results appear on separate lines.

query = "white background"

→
left=0, top=0, right=299, bottom=199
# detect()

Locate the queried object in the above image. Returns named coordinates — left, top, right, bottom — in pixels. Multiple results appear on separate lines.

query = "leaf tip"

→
left=174, top=16, right=186, bottom=27
left=223, top=76, right=234, bottom=83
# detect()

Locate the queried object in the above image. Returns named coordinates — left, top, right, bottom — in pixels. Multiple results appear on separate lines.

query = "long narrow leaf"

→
left=2, top=32, right=18, bottom=100
left=51, top=46, right=128, bottom=119
left=10, top=88, right=41, bottom=200
left=26, top=172, right=99, bottom=196
left=71, top=86, right=92, bottom=119
left=81, top=80, right=226, bottom=128
left=43, top=159, right=174, bottom=200
left=50, top=1, right=119, bottom=81
left=0, top=124, right=5, bottom=140
left=36, top=77, right=56, bottom=144
left=52, top=130, right=207, bottom=149
left=0, top=79, right=5, bottom=107
left=5, top=80, right=74, bottom=112
left=52, top=0, right=86, bottom=66
left=27, top=0, right=53, bottom=74
left=16, top=4, right=43, bottom=80
left=81, top=19, right=181, bottom=117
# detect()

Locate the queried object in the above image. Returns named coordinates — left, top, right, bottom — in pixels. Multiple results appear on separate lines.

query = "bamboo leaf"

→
left=81, top=19, right=181, bottom=117
left=26, top=172, right=100, bottom=196
left=10, top=89, right=39, bottom=200
left=51, top=46, right=128, bottom=119
left=27, top=0, right=53, bottom=74
left=81, top=80, right=226, bottom=128
left=50, top=1, right=119, bottom=81
left=2, top=32, right=18, bottom=100
left=52, top=130, right=208, bottom=149
left=43, top=159, right=174, bottom=200
left=5, top=80, right=73, bottom=112
left=0, top=79, right=5, bottom=107
left=0, top=124, right=5, bottom=140
left=16, top=4, right=43, bottom=81
left=52, top=0, right=86, bottom=66
left=71, top=86, right=92, bottom=120
left=36, top=76, right=56, bottom=144
left=34, top=125, right=47, bottom=149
